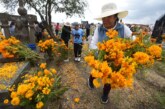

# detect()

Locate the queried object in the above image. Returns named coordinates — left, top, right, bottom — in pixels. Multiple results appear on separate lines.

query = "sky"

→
left=47, top=0, right=165, bottom=25
left=0, top=0, right=165, bottom=25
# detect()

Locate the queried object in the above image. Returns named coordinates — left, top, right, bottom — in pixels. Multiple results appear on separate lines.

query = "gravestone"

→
left=0, top=0, right=37, bottom=44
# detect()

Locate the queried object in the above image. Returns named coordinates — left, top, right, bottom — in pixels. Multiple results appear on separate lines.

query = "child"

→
left=72, top=23, right=84, bottom=62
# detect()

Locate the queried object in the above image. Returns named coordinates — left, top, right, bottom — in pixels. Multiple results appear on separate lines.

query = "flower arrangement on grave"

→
left=0, top=35, right=40, bottom=62
left=85, top=29, right=162, bottom=89
left=4, top=63, right=67, bottom=109
left=38, top=39, right=58, bottom=58
left=38, top=39, right=57, bottom=52
left=38, top=38, right=69, bottom=60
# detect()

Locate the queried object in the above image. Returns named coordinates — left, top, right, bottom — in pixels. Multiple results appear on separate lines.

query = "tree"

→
left=1, top=0, right=88, bottom=37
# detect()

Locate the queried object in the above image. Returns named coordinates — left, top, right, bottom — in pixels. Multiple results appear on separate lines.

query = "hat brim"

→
left=64, top=23, right=71, bottom=26
left=95, top=10, right=128, bottom=21
left=64, top=24, right=70, bottom=26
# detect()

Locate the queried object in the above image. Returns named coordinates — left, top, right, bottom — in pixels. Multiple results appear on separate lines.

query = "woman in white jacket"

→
left=88, top=3, right=132, bottom=104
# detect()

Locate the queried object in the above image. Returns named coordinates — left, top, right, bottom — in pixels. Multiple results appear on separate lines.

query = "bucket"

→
left=27, top=44, right=36, bottom=51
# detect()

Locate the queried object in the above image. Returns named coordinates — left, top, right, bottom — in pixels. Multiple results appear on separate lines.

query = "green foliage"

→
left=155, top=91, right=165, bottom=108
left=162, top=50, right=165, bottom=63
left=98, top=50, right=106, bottom=61
left=47, top=76, right=68, bottom=101
left=125, top=35, right=152, bottom=57
left=6, top=44, right=41, bottom=63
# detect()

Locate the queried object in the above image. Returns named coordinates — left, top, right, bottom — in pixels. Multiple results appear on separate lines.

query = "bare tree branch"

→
left=0, top=0, right=88, bottom=37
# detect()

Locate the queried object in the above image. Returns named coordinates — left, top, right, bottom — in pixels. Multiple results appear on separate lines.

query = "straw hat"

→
left=95, top=3, right=128, bottom=21
left=64, top=22, right=71, bottom=26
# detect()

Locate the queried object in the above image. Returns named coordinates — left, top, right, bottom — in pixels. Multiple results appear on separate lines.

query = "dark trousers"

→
left=74, top=43, right=82, bottom=57
left=89, top=75, right=111, bottom=99
left=86, top=29, right=90, bottom=39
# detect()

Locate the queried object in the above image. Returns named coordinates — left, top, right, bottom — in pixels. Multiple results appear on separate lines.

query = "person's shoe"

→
left=77, top=57, right=81, bottom=62
left=101, top=96, right=109, bottom=104
left=74, top=57, right=78, bottom=61
left=64, top=59, right=69, bottom=62
left=88, top=78, right=94, bottom=89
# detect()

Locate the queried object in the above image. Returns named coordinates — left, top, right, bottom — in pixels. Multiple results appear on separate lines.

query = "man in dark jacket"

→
left=61, top=22, right=71, bottom=62
left=61, top=22, right=71, bottom=47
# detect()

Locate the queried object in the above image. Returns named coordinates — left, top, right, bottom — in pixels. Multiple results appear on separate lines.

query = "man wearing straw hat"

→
left=88, top=3, right=132, bottom=104
left=61, top=22, right=71, bottom=62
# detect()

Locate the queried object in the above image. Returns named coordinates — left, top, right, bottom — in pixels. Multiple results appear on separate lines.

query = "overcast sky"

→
left=48, top=0, right=165, bottom=25
left=1, top=0, right=165, bottom=25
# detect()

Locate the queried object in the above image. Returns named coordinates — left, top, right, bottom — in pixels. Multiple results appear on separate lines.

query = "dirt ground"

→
left=47, top=42, right=165, bottom=109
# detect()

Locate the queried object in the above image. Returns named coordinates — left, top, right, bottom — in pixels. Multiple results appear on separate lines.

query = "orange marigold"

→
left=148, top=45, right=162, bottom=58
left=133, top=52, right=150, bottom=65
left=40, top=63, right=46, bottom=69
left=106, top=29, right=118, bottom=39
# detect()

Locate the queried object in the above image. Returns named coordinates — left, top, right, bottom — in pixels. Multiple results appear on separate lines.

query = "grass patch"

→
left=155, top=91, right=165, bottom=108
left=161, top=50, right=165, bottom=63
left=153, top=62, right=165, bottom=77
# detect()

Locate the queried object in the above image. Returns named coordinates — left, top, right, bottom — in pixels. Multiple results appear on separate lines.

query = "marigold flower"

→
left=44, top=69, right=51, bottom=75
left=42, top=87, right=50, bottom=95
left=11, top=97, right=20, bottom=106
left=38, top=71, right=42, bottom=76
left=74, top=97, right=80, bottom=103
left=3, top=99, right=9, bottom=104
left=50, top=68, right=57, bottom=74
left=106, top=29, right=118, bottom=39
left=50, top=78, right=55, bottom=83
left=148, top=45, right=162, bottom=58
left=17, top=84, right=29, bottom=95
left=93, top=79, right=101, bottom=88
left=36, top=101, right=44, bottom=109
left=133, top=52, right=150, bottom=64
left=25, top=90, right=34, bottom=99
left=91, top=69, right=103, bottom=78
left=40, top=63, right=46, bottom=69
left=11, top=92, right=17, bottom=98
left=110, top=73, right=127, bottom=88
left=37, top=78, right=45, bottom=87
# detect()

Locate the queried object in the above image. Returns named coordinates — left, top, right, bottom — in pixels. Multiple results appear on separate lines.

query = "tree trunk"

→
left=25, top=0, right=55, bottom=39
left=46, top=1, right=55, bottom=38
left=45, top=3, right=48, bottom=23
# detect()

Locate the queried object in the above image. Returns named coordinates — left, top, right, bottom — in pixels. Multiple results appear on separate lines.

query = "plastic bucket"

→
left=27, top=44, right=36, bottom=51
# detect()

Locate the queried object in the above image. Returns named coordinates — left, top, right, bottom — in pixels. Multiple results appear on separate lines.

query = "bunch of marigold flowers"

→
left=85, top=29, right=162, bottom=89
left=38, top=39, right=58, bottom=52
left=4, top=63, right=66, bottom=109
left=0, top=36, right=20, bottom=58
left=0, top=36, right=40, bottom=62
